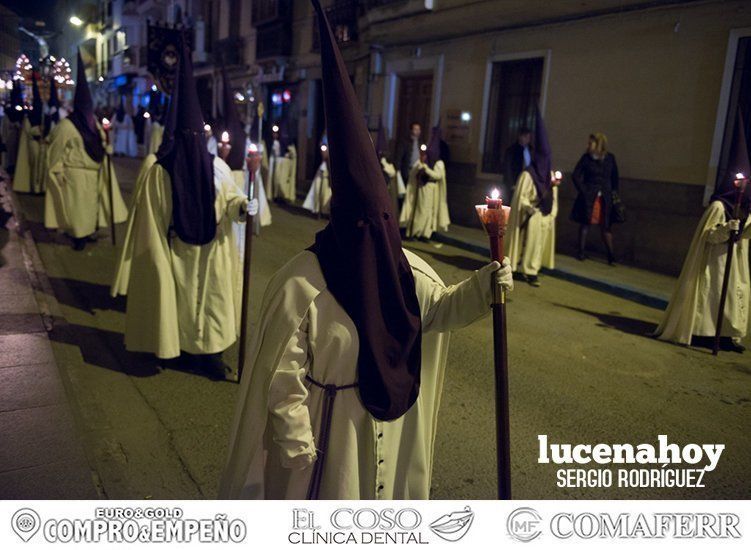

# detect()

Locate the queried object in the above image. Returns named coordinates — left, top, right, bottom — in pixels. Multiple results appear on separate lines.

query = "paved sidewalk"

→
left=434, top=224, right=676, bottom=310
left=0, top=175, right=99, bottom=499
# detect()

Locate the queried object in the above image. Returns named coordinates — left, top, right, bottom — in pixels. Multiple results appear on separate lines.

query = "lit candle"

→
left=248, top=142, right=258, bottom=155
left=221, top=131, right=230, bottom=144
left=272, top=124, right=279, bottom=133
left=554, top=170, right=563, bottom=181
left=102, top=117, right=110, bottom=129
left=420, top=144, right=427, bottom=152
left=143, top=112, right=151, bottom=119
left=321, top=144, right=328, bottom=152
left=204, top=123, right=211, bottom=133
left=486, top=188, right=502, bottom=209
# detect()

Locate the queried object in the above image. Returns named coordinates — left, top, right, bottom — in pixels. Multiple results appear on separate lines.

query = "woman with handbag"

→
left=570, top=133, right=623, bottom=264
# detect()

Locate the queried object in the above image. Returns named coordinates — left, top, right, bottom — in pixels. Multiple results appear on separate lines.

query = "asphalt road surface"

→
left=12, top=156, right=751, bottom=500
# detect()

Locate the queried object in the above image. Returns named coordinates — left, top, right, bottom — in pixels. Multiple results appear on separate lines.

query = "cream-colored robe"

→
left=44, top=118, right=128, bottom=238
left=124, top=156, right=248, bottom=358
left=273, top=145, right=297, bottom=202
left=110, top=153, right=158, bottom=297
left=381, top=157, right=404, bottom=218
left=302, top=161, right=330, bottom=215
left=399, top=160, right=451, bottom=239
left=147, top=122, right=163, bottom=156
left=1, top=114, right=22, bottom=171
left=13, top=118, right=45, bottom=193
left=506, top=171, right=558, bottom=276
left=219, top=248, right=492, bottom=499
left=655, top=201, right=751, bottom=344
left=113, top=113, right=137, bottom=157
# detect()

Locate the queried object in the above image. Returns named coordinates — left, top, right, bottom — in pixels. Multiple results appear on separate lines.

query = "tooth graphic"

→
left=12, top=508, right=41, bottom=542
left=429, top=506, right=475, bottom=542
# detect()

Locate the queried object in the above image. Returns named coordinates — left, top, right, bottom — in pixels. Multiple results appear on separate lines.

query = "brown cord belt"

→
left=304, top=373, right=358, bottom=500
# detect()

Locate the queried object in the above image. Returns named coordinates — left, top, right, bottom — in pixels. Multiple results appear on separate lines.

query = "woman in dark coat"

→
left=570, top=133, right=620, bottom=264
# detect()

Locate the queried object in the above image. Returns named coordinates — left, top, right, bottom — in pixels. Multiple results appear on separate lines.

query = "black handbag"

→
left=611, top=191, right=626, bottom=223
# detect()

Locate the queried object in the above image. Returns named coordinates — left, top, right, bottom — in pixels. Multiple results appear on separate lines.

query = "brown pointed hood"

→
left=156, top=40, right=217, bottom=246
left=309, top=0, right=422, bottom=421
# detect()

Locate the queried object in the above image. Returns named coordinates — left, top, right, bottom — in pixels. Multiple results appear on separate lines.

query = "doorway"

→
left=395, top=74, right=434, bottom=152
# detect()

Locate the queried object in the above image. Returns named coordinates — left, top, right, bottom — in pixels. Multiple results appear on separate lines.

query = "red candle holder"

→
left=476, top=197, right=510, bottom=262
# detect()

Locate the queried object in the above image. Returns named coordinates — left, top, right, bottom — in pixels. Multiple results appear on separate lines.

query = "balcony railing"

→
left=312, top=0, right=360, bottom=51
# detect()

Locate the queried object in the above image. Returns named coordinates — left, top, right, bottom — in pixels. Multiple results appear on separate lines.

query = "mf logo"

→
left=507, top=507, right=542, bottom=543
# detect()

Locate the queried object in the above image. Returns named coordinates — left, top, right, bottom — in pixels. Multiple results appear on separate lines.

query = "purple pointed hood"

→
left=711, top=110, right=751, bottom=223
left=309, top=0, right=422, bottom=421
left=67, top=50, right=105, bottom=163
left=221, top=67, right=247, bottom=170
left=28, top=73, right=42, bottom=127
left=526, top=107, right=554, bottom=215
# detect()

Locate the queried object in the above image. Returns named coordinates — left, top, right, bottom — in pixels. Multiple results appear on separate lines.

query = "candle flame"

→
left=248, top=143, right=258, bottom=154
left=204, top=123, right=211, bottom=132
left=420, top=144, right=427, bottom=152
left=143, top=112, right=151, bottom=119
left=102, top=117, right=110, bottom=125
left=554, top=170, right=563, bottom=180
left=272, top=124, right=280, bottom=133
left=221, top=131, right=230, bottom=143
left=321, top=144, right=328, bottom=152
left=736, top=172, right=745, bottom=180
left=490, top=188, right=500, bottom=200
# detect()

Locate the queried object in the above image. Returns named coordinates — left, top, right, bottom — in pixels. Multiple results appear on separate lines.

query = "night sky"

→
left=0, top=0, right=57, bottom=22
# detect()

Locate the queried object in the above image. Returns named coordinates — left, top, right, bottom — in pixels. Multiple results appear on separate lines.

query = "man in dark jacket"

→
left=503, top=127, right=532, bottom=193
left=398, top=122, right=422, bottom=185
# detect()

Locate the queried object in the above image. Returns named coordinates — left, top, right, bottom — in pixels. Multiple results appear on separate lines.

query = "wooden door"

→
left=395, top=74, right=433, bottom=151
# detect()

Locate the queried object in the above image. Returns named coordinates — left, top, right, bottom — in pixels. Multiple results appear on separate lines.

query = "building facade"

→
left=87, top=0, right=751, bottom=274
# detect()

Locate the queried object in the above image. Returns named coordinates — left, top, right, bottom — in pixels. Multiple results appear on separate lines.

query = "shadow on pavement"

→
left=48, top=318, right=236, bottom=382
left=554, top=304, right=657, bottom=336
left=405, top=244, right=487, bottom=272
left=47, top=276, right=126, bottom=314
left=49, top=320, right=160, bottom=377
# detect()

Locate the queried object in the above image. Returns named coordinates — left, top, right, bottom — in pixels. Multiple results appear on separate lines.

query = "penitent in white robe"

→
left=655, top=200, right=751, bottom=344
left=302, top=161, right=331, bottom=215
left=273, top=145, right=297, bottom=202
left=506, top=171, right=558, bottom=276
left=44, top=118, right=128, bottom=238
left=113, top=114, right=138, bottom=157
left=13, top=118, right=46, bottom=194
left=219, top=248, right=493, bottom=499
left=110, top=153, right=158, bottom=297
left=123, top=157, right=248, bottom=359
left=381, top=157, right=405, bottom=218
left=147, top=122, right=163, bottom=156
left=399, top=160, right=451, bottom=239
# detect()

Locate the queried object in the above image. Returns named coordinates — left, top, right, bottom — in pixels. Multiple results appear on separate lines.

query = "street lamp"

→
left=69, top=16, right=83, bottom=27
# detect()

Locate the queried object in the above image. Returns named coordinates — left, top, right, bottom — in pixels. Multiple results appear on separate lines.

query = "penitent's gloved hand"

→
left=245, top=198, right=259, bottom=217
left=478, top=257, right=514, bottom=293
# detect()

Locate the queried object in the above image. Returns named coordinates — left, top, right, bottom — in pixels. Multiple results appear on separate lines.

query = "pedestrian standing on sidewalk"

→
left=506, top=109, right=559, bottom=287
left=219, top=0, right=513, bottom=500
left=654, top=113, right=750, bottom=353
left=503, top=126, right=533, bottom=197
left=570, top=132, right=621, bottom=264
left=399, top=125, right=451, bottom=241
left=1, top=82, right=24, bottom=174
left=44, top=51, right=128, bottom=251
left=122, top=42, right=258, bottom=379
